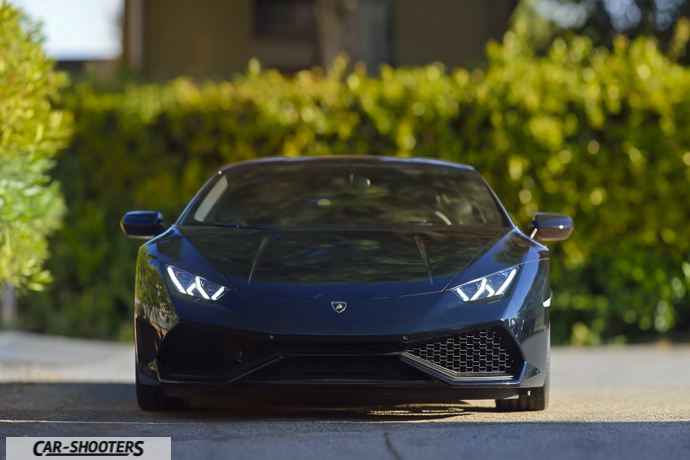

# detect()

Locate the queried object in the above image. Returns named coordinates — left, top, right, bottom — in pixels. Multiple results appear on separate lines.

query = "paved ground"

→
left=0, top=331, right=132, bottom=383
left=1, top=331, right=689, bottom=459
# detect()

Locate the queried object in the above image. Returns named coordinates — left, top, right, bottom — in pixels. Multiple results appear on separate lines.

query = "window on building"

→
left=254, top=0, right=316, bottom=39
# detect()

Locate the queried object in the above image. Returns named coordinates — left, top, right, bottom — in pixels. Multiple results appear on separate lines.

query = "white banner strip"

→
left=6, top=438, right=171, bottom=460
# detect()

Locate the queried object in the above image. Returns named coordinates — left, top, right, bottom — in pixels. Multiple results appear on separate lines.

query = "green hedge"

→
left=0, top=2, right=71, bottom=293
left=23, top=30, right=690, bottom=344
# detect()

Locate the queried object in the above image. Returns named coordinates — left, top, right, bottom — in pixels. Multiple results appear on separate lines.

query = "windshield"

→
left=182, top=162, right=507, bottom=229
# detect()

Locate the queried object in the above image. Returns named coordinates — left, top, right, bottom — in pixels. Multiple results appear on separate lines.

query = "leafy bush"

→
left=24, top=28, right=690, bottom=344
left=0, top=2, right=71, bottom=293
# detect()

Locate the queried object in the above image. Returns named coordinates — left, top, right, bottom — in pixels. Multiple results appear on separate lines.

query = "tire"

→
left=136, top=368, right=191, bottom=411
left=495, top=341, right=550, bottom=412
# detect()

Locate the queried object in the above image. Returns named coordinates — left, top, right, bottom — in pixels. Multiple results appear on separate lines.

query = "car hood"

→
left=178, top=226, right=508, bottom=299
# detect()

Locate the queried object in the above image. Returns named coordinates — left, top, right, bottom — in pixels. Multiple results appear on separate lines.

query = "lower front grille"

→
left=404, top=327, right=523, bottom=377
left=155, top=324, right=407, bottom=381
left=249, top=356, right=431, bottom=383
left=156, top=324, right=273, bottom=380
left=155, top=323, right=523, bottom=382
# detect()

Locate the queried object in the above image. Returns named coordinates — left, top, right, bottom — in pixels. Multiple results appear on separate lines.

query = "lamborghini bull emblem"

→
left=331, top=301, right=347, bottom=313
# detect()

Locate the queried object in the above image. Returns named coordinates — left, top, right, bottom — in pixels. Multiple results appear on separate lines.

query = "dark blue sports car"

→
left=122, top=156, right=572, bottom=411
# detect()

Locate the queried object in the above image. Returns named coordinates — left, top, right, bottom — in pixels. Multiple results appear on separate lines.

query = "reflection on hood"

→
left=179, top=226, right=507, bottom=298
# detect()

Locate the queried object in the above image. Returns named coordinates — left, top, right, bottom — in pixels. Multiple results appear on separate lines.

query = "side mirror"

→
left=528, top=212, right=573, bottom=241
left=120, top=211, right=165, bottom=239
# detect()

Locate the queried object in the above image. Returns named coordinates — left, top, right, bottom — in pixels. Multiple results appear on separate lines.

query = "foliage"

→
left=514, top=0, right=690, bottom=62
left=0, top=2, right=71, bottom=292
left=23, top=32, right=690, bottom=344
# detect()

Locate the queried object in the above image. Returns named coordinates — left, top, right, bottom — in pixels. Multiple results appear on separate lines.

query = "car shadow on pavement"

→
left=4, top=382, right=690, bottom=460
left=0, top=382, right=499, bottom=423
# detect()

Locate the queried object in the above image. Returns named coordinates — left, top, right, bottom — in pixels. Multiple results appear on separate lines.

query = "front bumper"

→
left=136, top=319, right=547, bottom=398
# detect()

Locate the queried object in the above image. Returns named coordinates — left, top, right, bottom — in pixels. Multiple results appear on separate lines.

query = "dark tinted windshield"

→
left=182, top=161, right=507, bottom=229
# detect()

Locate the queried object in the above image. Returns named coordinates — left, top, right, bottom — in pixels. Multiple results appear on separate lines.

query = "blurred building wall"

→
left=123, top=0, right=516, bottom=79
left=394, top=0, right=515, bottom=69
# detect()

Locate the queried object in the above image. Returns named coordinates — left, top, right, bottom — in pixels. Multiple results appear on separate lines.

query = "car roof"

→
left=218, top=156, right=476, bottom=173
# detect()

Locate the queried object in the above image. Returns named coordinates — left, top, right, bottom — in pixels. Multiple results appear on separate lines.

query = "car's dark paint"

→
left=529, top=212, right=574, bottom=241
left=128, top=156, right=560, bottom=406
left=121, top=211, right=165, bottom=239
left=178, top=226, right=506, bottom=299
left=134, top=229, right=550, bottom=386
left=139, top=228, right=546, bottom=334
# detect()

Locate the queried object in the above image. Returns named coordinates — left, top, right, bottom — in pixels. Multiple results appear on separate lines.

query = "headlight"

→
left=450, top=266, right=519, bottom=302
left=166, top=265, right=229, bottom=301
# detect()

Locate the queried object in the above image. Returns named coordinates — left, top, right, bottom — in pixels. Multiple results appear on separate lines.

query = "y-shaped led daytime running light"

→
left=451, top=266, right=519, bottom=302
left=166, top=265, right=228, bottom=301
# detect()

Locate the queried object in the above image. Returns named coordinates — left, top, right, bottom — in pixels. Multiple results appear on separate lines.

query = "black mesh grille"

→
left=404, top=327, right=522, bottom=376
left=157, top=324, right=273, bottom=380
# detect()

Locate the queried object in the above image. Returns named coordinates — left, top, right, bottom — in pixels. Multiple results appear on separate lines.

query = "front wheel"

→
left=495, top=345, right=550, bottom=412
left=136, top=368, right=191, bottom=411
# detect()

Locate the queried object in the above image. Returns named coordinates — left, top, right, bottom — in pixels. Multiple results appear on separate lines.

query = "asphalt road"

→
left=1, top=331, right=689, bottom=460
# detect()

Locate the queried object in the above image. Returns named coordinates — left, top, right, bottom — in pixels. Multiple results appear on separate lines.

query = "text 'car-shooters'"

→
left=121, top=156, right=572, bottom=411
